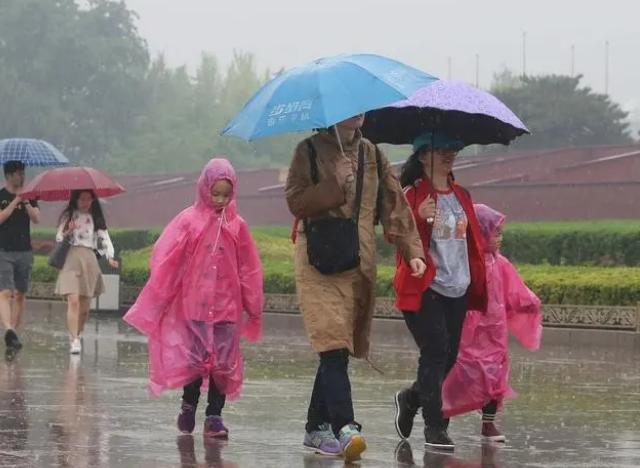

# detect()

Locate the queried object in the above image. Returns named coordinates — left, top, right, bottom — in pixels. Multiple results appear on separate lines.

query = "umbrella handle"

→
left=333, top=126, right=355, bottom=186
left=333, top=125, right=347, bottom=158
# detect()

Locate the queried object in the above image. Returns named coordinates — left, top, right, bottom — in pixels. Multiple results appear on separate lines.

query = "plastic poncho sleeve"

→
left=500, top=256, right=543, bottom=351
left=236, top=220, right=264, bottom=342
left=123, top=210, right=192, bottom=336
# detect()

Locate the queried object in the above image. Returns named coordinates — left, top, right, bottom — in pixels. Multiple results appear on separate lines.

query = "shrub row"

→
left=31, top=228, right=161, bottom=255
left=33, top=221, right=640, bottom=266
left=32, top=254, right=640, bottom=306
left=502, top=221, right=640, bottom=267
left=30, top=222, right=640, bottom=305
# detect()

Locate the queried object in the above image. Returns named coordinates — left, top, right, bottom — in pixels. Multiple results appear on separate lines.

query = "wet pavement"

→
left=1, top=302, right=639, bottom=467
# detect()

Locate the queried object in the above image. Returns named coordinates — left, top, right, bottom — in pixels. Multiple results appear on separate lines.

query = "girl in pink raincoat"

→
left=123, top=158, right=263, bottom=439
left=441, top=204, right=542, bottom=442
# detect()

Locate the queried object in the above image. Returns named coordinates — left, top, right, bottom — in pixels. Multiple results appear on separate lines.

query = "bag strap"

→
left=306, top=139, right=319, bottom=184
left=374, top=145, right=383, bottom=225
left=352, top=142, right=365, bottom=223
left=302, top=139, right=317, bottom=234
left=302, top=138, right=365, bottom=229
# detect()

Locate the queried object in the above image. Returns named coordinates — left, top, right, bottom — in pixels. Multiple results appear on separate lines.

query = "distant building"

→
left=35, top=144, right=640, bottom=228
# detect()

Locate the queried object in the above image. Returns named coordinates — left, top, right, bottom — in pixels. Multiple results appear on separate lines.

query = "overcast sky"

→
left=123, top=0, right=640, bottom=122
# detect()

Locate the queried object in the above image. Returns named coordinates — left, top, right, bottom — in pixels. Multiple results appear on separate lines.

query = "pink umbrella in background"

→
left=20, top=166, right=125, bottom=201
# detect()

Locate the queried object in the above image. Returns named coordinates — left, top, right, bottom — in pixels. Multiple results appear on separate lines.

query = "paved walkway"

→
left=1, top=303, right=639, bottom=467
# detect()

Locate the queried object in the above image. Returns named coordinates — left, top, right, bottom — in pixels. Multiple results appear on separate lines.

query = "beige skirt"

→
left=55, top=246, right=105, bottom=298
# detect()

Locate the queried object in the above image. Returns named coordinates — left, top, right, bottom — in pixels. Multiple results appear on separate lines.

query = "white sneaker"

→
left=70, top=338, right=82, bottom=354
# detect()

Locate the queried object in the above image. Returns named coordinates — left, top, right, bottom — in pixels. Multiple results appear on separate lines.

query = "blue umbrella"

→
left=222, top=53, right=438, bottom=141
left=0, top=138, right=69, bottom=167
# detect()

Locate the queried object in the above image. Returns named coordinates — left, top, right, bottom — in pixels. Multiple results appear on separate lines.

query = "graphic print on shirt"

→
left=429, top=192, right=472, bottom=298
left=432, top=194, right=468, bottom=241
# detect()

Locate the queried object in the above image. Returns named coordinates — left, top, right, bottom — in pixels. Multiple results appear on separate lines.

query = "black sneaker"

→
left=424, top=427, right=455, bottom=451
left=4, top=330, right=22, bottom=350
left=394, top=389, right=418, bottom=439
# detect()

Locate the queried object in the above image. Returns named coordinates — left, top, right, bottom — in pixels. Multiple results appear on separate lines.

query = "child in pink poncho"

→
left=441, top=204, right=542, bottom=442
left=123, top=158, right=263, bottom=439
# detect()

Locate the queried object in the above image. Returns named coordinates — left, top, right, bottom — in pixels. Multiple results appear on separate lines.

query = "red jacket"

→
left=394, top=177, right=488, bottom=313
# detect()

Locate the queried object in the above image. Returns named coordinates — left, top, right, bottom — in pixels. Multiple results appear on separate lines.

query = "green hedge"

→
left=375, top=221, right=640, bottom=267
left=32, top=228, right=161, bottom=254
left=30, top=223, right=640, bottom=306
left=516, top=264, right=640, bottom=306
left=32, top=221, right=640, bottom=266
left=33, top=254, right=640, bottom=306
left=502, top=221, right=640, bottom=266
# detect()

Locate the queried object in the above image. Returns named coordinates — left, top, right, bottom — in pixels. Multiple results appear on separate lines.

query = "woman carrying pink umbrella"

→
left=20, top=167, right=124, bottom=354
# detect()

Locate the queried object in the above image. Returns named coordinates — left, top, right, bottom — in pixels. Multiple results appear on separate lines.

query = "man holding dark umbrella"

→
left=0, top=161, right=40, bottom=352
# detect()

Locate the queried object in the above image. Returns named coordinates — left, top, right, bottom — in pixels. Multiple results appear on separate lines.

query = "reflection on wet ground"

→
left=1, top=303, right=639, bottom=467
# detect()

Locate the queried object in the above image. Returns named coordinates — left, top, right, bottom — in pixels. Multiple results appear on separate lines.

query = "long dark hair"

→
left=400, top=150, right=424, bottom=188
left=399, top=149, right=456, bottom=188
left=59, top=190, right=107, bottom=230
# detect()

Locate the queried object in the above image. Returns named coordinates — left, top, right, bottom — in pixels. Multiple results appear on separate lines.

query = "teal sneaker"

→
left=338, top=424, right=366, bottom=462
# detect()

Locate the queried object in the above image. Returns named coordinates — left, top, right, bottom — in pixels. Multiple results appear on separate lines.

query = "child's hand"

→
left=242, top=315, right=262, bottom=342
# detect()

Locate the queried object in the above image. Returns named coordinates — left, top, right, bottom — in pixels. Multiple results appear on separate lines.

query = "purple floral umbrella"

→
left=362, top=80, right=529, bottom=146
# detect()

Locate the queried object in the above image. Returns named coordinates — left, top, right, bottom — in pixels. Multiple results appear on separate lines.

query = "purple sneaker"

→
left=203, top=415, right=229, bottom=439
left=303, top=423, right=341, bottom=456
left=177, top=402, right=197, bottom=434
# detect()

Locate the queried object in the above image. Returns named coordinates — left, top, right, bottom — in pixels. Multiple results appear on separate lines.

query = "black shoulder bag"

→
left=303, top=139, right=365, bottom=274
left=48, top=219, right=72, bottom=270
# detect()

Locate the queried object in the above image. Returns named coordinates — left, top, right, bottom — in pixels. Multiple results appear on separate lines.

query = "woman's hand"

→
left=63, top=221, right=76, bottom=236
left=409, top=258, right=427, bottom=277
left=335, top=157, right=354, bottom=188
left=418, top=195, right=436, bottom=223
left=108, top=258, right=119, bottom=269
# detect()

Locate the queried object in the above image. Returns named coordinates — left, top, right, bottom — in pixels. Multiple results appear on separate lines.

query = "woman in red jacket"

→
left=392, top=132, right=487, bottom=451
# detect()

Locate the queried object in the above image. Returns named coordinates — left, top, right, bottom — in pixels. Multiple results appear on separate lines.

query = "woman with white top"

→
left=55, top=190, right=118, bottom=354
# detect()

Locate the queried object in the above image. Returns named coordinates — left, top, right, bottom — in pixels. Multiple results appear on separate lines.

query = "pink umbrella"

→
left=20, top=166, right=125, bottom=201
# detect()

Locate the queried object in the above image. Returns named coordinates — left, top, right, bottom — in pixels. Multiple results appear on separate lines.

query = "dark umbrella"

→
left=362, top=80, right=529, bottom=146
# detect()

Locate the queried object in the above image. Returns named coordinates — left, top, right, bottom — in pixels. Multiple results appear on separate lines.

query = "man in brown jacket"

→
left=286, top=113, right=425, bottom=461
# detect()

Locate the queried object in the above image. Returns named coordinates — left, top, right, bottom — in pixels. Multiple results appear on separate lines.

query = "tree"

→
left=0, top=2, right=314, bottom=173
left=0, top=0, right=149, bottom=165
left=491, top=71, right=633, bottom=149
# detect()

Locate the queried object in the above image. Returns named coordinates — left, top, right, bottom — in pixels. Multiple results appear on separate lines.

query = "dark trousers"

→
left=182, top=378, right=226, bottom=417
left=402, top=289, right=467, bottom=430
left=483, top=400, right=498, bottom=417
left=306, top=349, right=355, bottom=436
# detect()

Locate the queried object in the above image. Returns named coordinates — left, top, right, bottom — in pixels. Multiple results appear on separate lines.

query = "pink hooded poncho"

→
left=123, top=158, right=264, bottom=398
left=441, top=204, right=542, bottom=418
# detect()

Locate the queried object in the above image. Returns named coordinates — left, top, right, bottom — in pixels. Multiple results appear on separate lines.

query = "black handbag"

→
left=303, top=139, right=365, bottom=274
left=48, top=236, right=72, bottom=269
